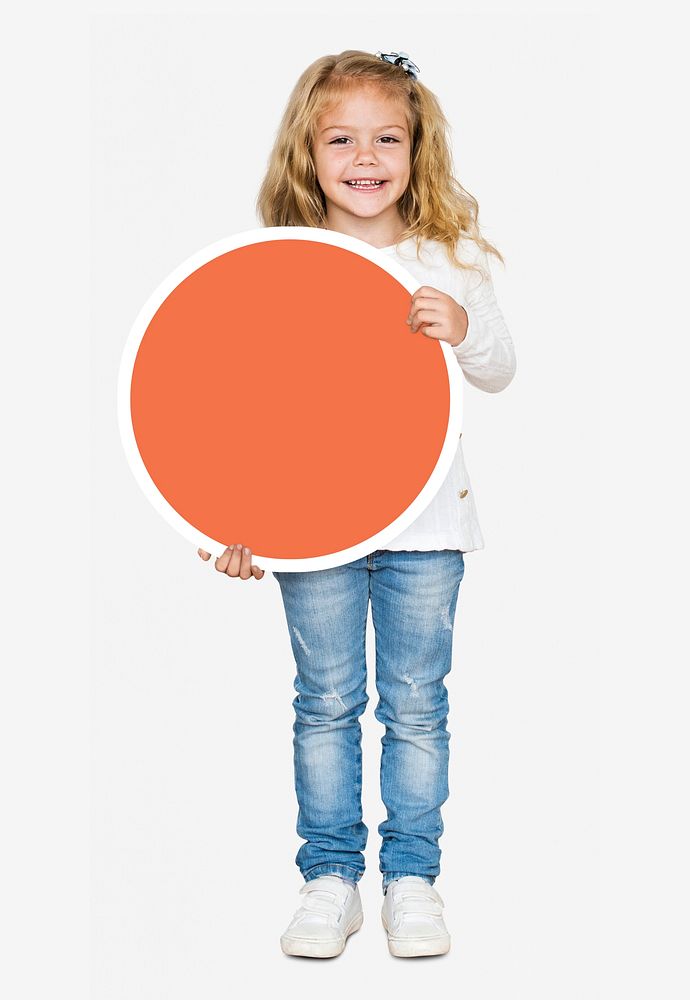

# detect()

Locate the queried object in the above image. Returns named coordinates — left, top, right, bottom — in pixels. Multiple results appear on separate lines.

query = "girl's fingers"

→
left=407, top=306, right=446, bottom=330
left=210, top=543, right=264, bottom=579
left=198, top=548, right=211, bottom=560
left=408, top=288, right=445, bottom=310
left=238, top=546, right=253, bottom=580
left=227, top=545, right=244, bottom=576
left=409, top=304, right=443, bottom=322
left=215, top=545, right=234, bottom=572
left=410, top=311, right=444, bottom=333
left=411, top=307, right=442, bottom=322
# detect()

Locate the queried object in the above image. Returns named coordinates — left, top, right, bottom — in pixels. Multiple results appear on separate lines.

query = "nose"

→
left=353, top=142, right=378, bottom=166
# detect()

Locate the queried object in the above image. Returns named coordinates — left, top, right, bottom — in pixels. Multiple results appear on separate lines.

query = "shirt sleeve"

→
left=451, top=246, right=517, bottom=394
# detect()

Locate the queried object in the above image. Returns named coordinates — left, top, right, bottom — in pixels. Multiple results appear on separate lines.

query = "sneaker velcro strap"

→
left=299, top=884, right=349, bottom=920
left=396, top=900, right=443, bottom=917
left=393, top=885, right=445, bottom=910
left=300, top=902, right=343, bottom=920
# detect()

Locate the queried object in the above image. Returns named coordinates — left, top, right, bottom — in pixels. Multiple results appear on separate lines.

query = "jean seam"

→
left=304, top=863, right=363, bottom=882
left=382, top=871, right=436, bottom=888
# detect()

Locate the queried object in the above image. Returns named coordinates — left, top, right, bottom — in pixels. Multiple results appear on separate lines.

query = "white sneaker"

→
left=381, top=876, right=451, bottom=957
left=280, top=875, right=364, bottom=958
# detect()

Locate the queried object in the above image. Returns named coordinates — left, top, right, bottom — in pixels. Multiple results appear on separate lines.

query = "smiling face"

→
left=313, top=85, right=412, bottom=247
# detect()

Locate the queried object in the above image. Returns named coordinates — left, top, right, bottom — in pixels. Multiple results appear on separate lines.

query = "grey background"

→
left=6, top=4, right=687, bottom=998
left=89, top=5, right=598, bottom=997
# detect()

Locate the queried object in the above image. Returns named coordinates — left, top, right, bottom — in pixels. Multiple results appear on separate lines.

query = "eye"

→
left=328, top=136, right=400, bottom=145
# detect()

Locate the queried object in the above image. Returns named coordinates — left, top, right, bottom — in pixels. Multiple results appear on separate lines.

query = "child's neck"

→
left=323, top=214, right=407, bottom=250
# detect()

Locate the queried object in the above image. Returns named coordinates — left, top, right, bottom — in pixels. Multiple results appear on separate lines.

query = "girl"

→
left=198, top=49, right=516, bottom=959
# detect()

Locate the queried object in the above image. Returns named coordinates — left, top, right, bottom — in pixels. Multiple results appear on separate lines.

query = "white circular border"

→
left=118, top=226, right=463, bottom=571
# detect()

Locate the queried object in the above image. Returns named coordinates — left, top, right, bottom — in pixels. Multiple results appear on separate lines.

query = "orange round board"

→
left=118, top=227, right=463, bottom=571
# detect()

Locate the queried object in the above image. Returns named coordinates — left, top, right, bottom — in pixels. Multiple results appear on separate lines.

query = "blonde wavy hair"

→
left=255, top=49, right=504, bottom=279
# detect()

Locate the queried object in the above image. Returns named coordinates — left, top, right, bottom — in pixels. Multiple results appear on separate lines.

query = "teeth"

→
left=347, top=180, right=383, bottom=187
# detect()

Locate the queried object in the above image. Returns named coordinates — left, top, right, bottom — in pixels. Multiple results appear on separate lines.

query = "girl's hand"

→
left=197, top=543, right=265, bottom=580
left=407, top=286, right=469, bottom=348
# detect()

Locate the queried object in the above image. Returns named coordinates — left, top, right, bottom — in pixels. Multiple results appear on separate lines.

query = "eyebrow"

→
left=321, top=124, right=407, bottom=133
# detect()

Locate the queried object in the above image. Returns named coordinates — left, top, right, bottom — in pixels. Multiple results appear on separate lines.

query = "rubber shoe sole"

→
left=281, top=910, right=364, bottom=958
left=381, top=911, right=450, bottom=958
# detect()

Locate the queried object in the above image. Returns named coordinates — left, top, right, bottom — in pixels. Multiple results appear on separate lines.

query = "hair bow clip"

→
left=375, top=50, right=420, bottom=81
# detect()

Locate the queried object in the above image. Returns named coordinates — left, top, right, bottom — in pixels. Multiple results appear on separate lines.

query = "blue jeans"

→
left=273, top=548, right=465, bottom=895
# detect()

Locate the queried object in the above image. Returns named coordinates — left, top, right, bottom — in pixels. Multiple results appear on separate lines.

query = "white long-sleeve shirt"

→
left=378, top=235, right=517, bottom=553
